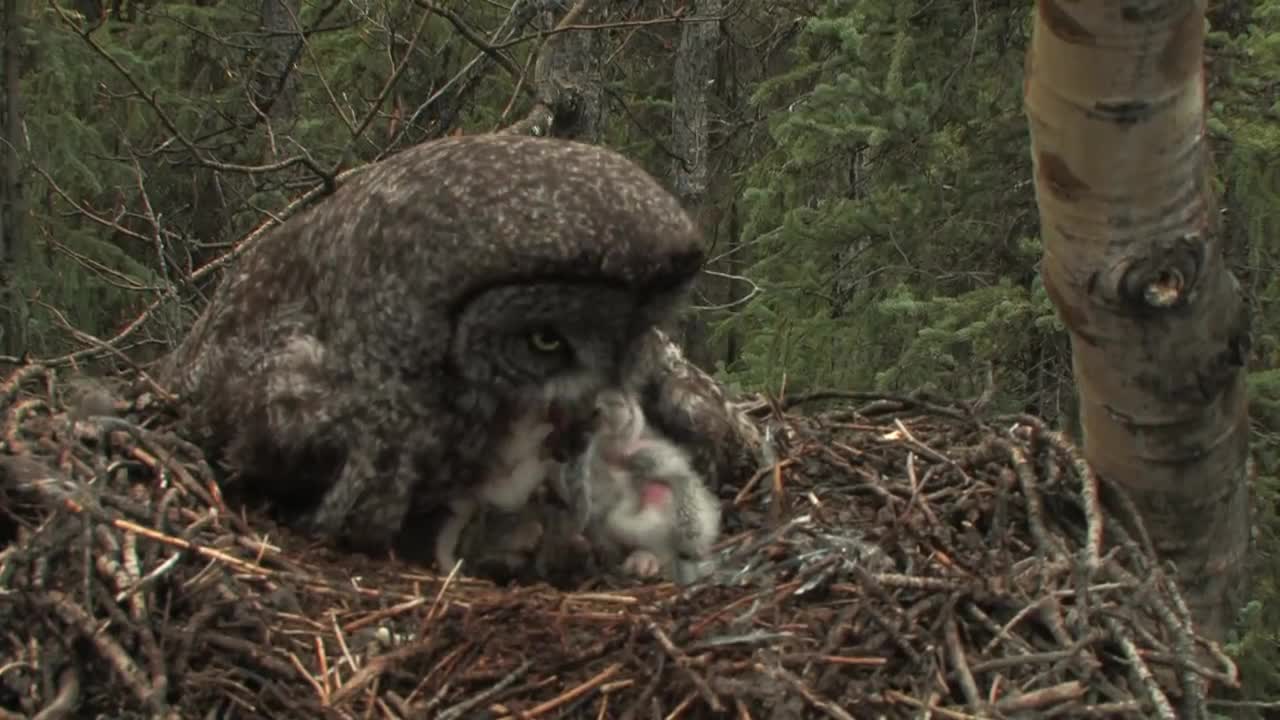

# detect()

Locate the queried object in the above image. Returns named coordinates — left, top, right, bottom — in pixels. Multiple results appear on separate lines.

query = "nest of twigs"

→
left=0, top=364, right=1239, bottom=719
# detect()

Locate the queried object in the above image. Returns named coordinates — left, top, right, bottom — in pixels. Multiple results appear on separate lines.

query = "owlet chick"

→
left=434, top=410, right=557, bottom=573
left=569, top=390, right=722, bottom=584
left=160, top=134, right=706, bottom=553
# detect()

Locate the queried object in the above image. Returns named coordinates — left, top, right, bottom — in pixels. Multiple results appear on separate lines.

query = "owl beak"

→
left=545, top=398, right=592, bottom=462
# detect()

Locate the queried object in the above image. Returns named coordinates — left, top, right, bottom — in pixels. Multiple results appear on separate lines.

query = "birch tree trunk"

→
left=1024, top=0, right=1251, bottom=641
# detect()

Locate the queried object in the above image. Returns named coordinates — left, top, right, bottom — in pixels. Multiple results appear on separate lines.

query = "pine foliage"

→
left=5, top=0, right=526, bottom=361
left=1208, top=0, right=1280, bottom=706
left=715, top=2, right=1065, bottom=416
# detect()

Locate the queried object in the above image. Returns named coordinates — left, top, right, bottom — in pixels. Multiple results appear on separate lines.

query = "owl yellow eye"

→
left=528, top=329, right=564, bottom=353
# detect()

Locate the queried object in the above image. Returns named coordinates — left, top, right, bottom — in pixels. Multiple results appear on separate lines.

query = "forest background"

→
left=1, top=0, right=1277, bottom=708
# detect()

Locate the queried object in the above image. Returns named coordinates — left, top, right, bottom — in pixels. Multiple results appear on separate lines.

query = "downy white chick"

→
left=434, top=410, right=559, bottom=574
left=569, top=390, right=721, bottom=583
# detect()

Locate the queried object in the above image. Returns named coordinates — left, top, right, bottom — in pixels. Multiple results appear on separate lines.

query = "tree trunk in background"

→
left=1, top=0, right=26, bottom=357
left=671, top=0, right=721, bottom=370
left=1024, top=0, right=1251, bottom=641
left=252, top=0, right=301, bottom=129
left=501, top=2, right=603, bottom=141
left=532, top=3, right=604, bottom=142
left=0, top=0, right=15, bottom=266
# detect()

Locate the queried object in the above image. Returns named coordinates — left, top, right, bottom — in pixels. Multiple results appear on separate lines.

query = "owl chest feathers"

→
left=474, top=411, right=557, bottom=511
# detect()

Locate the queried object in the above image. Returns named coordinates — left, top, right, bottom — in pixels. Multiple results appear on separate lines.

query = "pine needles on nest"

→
left=0, top=364, right=1238, bottom=719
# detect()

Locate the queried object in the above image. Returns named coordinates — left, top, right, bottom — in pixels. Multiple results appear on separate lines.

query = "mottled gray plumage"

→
left=568, top=390, right=722, bottom=583
left=160, top=133, right=705, bottom=552
left=625, top=328, right=763, bottom=493
left=434, top=412, right=558, bottom=573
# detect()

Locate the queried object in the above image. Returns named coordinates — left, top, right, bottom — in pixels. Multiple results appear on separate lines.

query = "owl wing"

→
left=631, top=327, right=761, bottom=494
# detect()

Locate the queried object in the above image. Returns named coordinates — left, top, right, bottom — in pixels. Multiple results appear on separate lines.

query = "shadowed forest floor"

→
left=0, top=364, right=1240, bottom=719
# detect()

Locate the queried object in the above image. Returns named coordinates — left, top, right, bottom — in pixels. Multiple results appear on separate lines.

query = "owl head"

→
left=447, top=281, right=665, bottom=421
left=388, top=135, right=708, bottom=425
left=176, top=132, right=706, bottom=469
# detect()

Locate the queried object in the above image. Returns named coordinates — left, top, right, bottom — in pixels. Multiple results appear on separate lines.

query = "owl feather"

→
left=160, top=134, right=706, bottom=552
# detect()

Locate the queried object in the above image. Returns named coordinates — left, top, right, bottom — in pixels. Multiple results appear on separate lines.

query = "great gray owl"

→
left=160, top=133, right=706, bottom=552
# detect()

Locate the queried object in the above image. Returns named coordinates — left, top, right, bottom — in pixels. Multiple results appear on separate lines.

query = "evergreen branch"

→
left=34, top=163, right=369, bottom=369
left=29, top=0, right=687, bottom=368
left=249, top=0, right=343, bottom=124
left=392, top=2, right=701, bottom=146
left=29, top=164, right=150, bottom=246
left=267, top=0, right=353, bottom=135
left=43, top=232, right=154, bottom=293
left=47, top=0, right=336, bottom=194
left=414, top=1, right=524, bottom=81
left=379, top=1, right=528, bottom=156
left=179, top=0, right=344, bottom=146
left=146, top=4, right=358, bottom=52
left=488, top=10, right=719, bottom=52
left=29, top=0, right=495, bottom=369
left=347, top=0, right=437, bottom=147
left=602, top=85, right=683, bottom=162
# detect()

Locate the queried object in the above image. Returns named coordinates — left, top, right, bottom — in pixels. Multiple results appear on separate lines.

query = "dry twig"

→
left=0, top=365, right=1234, bottom=719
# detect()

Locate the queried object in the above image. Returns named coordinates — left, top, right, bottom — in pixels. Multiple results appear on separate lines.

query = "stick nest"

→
left=0, top=365, right=1239, bottom=719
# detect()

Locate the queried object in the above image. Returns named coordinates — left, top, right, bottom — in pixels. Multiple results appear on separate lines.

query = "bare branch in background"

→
left=17, top=0, right=723, bottom=367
